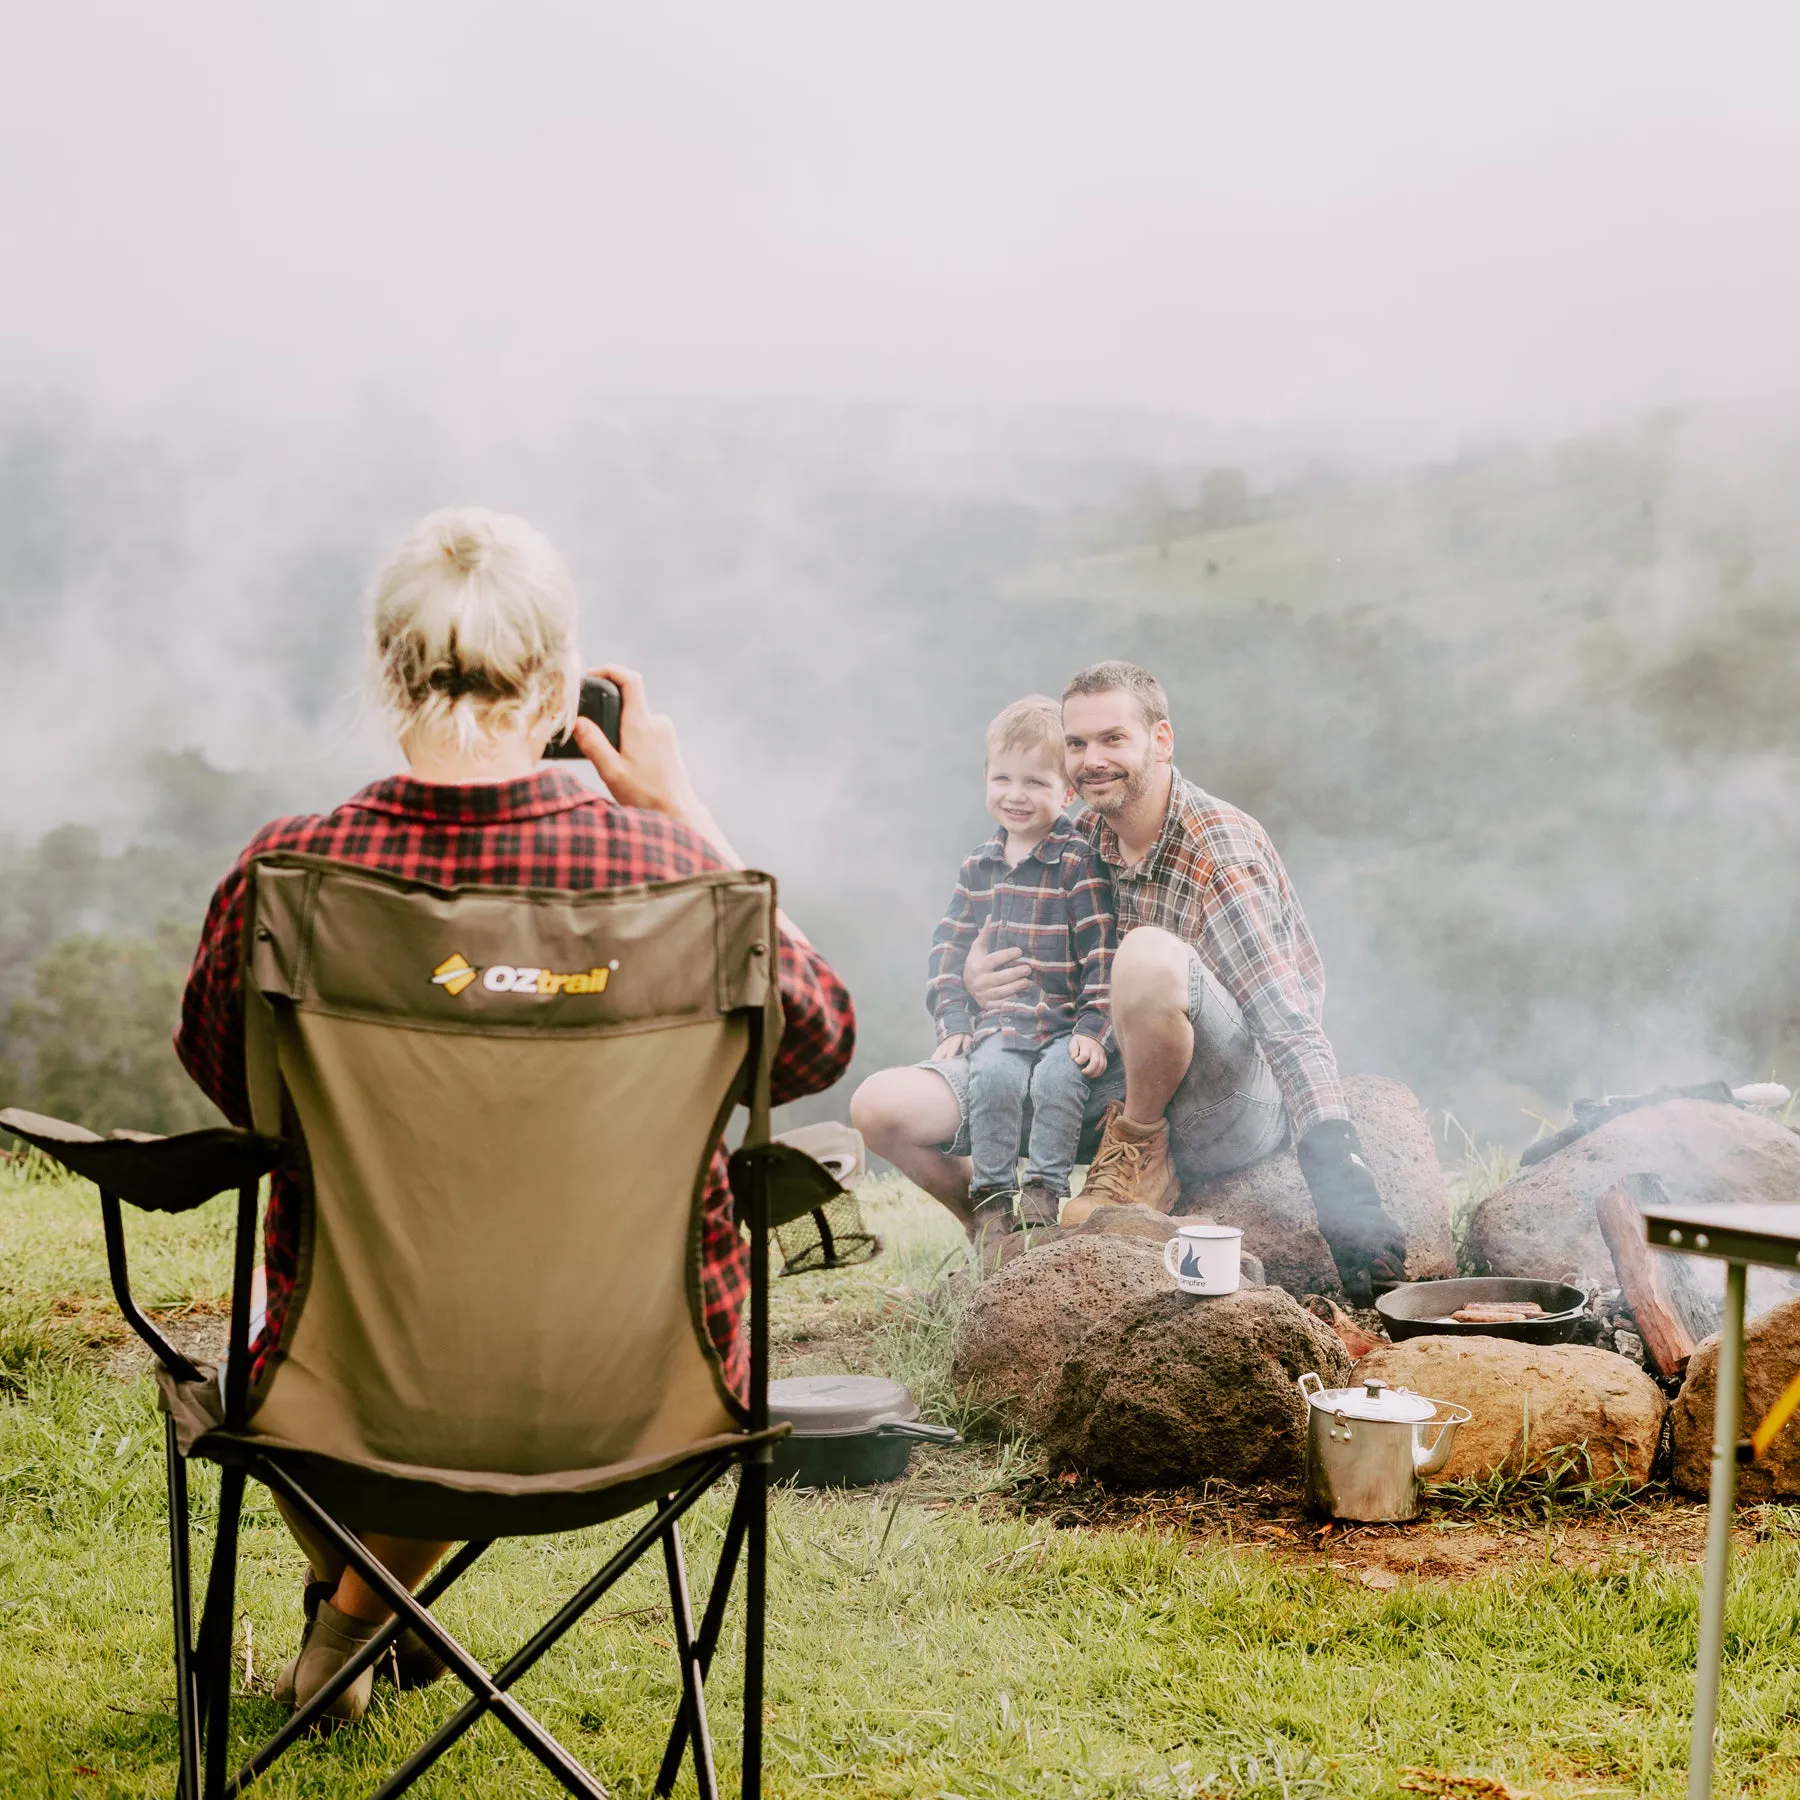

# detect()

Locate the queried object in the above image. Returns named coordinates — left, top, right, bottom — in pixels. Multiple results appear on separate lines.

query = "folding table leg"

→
left=166, top=1421, right=200, bottom=1800
left=1688, top=1259, right=1747, bottom=1800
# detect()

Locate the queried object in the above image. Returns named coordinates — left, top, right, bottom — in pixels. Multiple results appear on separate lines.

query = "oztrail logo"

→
left=431, top=951, right=617, bottom=998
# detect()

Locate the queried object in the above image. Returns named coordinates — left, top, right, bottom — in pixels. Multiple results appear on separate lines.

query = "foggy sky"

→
left=5, top=2, right=1800, bottom=433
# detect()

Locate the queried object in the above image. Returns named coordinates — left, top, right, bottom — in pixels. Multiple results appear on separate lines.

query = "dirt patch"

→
left=1013, top=1468, right=1764, bottom=1580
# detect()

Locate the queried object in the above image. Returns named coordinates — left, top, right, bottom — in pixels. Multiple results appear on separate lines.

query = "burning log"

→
left=1595, top=1173, right=1720, bottom=1380
left=1302, top=1293, right=1385, bottom=1361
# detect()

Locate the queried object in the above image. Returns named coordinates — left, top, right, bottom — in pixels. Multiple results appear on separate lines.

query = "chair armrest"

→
left=0, top=1108, right=281, bottom=1213
left=729, top=1131, right=862, bottom=1230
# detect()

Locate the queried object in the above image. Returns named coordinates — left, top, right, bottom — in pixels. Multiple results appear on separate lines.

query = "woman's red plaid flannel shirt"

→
left=173, top=768, right=855, bottom=1398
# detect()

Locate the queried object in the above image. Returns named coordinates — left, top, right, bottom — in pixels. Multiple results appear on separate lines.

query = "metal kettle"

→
left=1298, top=1372, right=1471, bottom=1523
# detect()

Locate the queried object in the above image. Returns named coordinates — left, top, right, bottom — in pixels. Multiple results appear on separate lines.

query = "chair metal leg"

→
left=1688, top=1259, right=1747, bottom=1799
left=661, top=1517, right=718, bottom=1800
left=199, top=1467, right=246, bottom=1800
left=656, top=1479, right=751, bottom=1796
left=741, top=1459, right=768, bottom=1800
left=166, top=1421, right=200, bottom=1800
left=231, top=1540, right=492, bottom=1795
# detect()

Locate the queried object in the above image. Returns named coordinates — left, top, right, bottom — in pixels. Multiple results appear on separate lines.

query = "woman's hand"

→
left=963, top=924, right=1033, bottom=1012
left=932, top=1032, right=972, bottom=1062
left=1068, top=1033, right=1108, bottom=1076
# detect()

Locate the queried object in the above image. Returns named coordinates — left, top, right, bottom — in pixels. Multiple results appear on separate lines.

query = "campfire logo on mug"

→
left=430, top=951, right=618, bottom=998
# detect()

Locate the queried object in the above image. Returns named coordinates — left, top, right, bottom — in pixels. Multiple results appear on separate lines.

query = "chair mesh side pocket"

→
left=774, top=1191, right=881, bottom=1275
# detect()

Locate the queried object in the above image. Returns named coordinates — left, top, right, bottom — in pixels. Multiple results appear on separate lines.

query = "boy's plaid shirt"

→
left=926, top=819, right=1114, bottom=1048
left=1087, top=771, right=1348, bottom=1139
left=174, top=768, right=855, bottom=1399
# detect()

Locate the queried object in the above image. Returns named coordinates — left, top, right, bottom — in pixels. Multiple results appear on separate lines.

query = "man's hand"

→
left=1068, top=1033, right=1108, bottom=1076
left=1296, top=1118, right=1407, bottom=1306
left=963, top=924, right=1033, bottom=1012
left=932, top=1033, right=972, bottom=1062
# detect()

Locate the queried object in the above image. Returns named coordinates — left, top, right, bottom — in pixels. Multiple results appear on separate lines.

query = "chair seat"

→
left=159, top=1367, right=790, bottom=1540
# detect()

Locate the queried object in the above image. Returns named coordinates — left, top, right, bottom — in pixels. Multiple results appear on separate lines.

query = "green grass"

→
left=7, top=1168, right=1800, bottom=1797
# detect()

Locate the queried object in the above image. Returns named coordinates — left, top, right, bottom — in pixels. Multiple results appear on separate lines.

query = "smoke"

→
left=6, top=389, right=1800, bottom=1145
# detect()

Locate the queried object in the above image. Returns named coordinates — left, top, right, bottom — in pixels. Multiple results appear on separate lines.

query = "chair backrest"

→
left=238, top=853, right=781, bottom=1480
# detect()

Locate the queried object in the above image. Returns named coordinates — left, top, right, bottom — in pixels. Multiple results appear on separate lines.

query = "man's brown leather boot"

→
left=1061, top=1103, right=1178, bottom=1224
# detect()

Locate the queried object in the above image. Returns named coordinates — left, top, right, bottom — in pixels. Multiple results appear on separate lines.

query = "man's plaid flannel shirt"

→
left=174, top=768, right=855, bottom=1399
left=1088, top=771, right=1348, bottom=1139
left=926, top=819, right=1114, bottom=1050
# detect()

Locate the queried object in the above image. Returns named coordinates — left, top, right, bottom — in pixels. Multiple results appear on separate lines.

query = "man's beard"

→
left=1077, top=748, right=1157, bottom=817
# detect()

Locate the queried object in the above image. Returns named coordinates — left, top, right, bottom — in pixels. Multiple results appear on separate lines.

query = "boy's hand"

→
left=1069, top=1033, right=1108, bottom=1076
left=932, top=1033, right=972, bottom=1062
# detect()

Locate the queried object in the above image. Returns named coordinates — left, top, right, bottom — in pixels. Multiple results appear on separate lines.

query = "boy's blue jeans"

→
left=968, top=1032, right=1091, bottom=1197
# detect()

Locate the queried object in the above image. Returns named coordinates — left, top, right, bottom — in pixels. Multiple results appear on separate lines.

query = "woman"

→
left=175, top=506, right=855, bottom=1722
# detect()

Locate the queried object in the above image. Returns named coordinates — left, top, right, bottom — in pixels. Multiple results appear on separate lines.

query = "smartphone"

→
left=545, top=676, right=622, bottom=757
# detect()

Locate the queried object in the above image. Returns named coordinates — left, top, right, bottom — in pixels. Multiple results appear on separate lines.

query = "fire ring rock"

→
left=1040, top=1285, right=1351, bottom=1487
left=1469, top=1099, right=1800, bottom=1294
left=1357, top=1337, right=1666, bottom=1485
left=1173, top=1074, right=1456, bottom=1298
left=951, top=1237, right=1177, bottom=1438
left=1672, top=1295, right=1800, bottom=1499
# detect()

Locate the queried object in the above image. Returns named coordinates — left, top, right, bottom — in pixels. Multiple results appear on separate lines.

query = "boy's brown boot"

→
left=1061, top=1105, right=1178, bottom=1224
left=1016, top=1182, right=1062, bottom=1230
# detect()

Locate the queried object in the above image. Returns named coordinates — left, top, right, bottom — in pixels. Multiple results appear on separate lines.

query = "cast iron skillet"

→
left=767, top=1375, right=960, bottom=1488
left=1376, top=1276, right=1588, bottom=1344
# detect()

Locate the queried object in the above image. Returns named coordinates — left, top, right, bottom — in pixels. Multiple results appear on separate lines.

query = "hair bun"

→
left=440, top=525, right=490, bottom=575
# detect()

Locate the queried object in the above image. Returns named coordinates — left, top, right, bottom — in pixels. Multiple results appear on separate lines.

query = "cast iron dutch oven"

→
left=767, top=1375, right=960, bottom=1487
left=1376, top=1275, right=1589, bottom=1345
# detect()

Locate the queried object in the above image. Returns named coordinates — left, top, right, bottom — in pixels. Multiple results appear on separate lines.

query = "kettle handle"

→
left=1298, top=1371, right=1325, bottom=1401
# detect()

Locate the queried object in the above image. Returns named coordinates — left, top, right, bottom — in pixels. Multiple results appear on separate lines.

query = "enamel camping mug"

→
left=1162, top=1222, right=1242, bottom=1295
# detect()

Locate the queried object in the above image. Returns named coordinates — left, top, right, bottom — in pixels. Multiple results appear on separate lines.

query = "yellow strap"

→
left=1751, top=1366, right=1800, bottom=1460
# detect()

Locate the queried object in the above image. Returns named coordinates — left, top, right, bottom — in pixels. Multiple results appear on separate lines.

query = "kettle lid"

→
left=1302, top=1375, right=1440, bottom=1422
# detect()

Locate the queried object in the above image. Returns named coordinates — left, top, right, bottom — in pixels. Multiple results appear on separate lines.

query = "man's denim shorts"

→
left=920, top=946, right=1287, bottom=1183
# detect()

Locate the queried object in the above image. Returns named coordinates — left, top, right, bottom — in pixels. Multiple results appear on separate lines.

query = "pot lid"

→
left=767, top=1374, right=921, bottom=1436
left=1304, top=1376, right=1439, bottom=1423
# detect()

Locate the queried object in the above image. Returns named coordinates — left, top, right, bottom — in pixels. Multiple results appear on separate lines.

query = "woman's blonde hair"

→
left=367, top=506, right=580, bottom=752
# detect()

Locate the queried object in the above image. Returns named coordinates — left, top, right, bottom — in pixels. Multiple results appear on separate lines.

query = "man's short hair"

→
left=1062, top=660, right=1170, bottom=730
left=985, top=694, right=1065, bottom=769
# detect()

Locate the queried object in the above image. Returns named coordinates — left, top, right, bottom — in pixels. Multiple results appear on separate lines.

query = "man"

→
left=851, top=659, right=1405, bottom=1301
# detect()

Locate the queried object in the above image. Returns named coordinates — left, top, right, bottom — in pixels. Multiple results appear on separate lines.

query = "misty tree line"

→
left=4, top=397, right=1800, bottom=1144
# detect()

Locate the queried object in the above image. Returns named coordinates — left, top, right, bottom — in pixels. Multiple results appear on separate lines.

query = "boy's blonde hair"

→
left=367, top=506, right=581, bottom=752
left=985, top=694, right=1066, bottom=771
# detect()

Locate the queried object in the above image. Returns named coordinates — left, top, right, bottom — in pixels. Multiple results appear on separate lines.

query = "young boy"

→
left=926, top=695, right=1115, bottom=1235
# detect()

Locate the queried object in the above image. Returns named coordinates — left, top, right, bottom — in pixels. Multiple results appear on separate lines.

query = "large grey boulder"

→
left=1469, top=1100, right=1800, bottom=1293
left=1358, top=1337, right=1666, bottom=1485
left=1040, top=1285, right=1350, bottom=1487
left=952, top=1237, right=1174, bottom=1437
left=1173, top=1074, right=1456, bottom=1298
left=1672, top=1294, right=1800, bottom=1499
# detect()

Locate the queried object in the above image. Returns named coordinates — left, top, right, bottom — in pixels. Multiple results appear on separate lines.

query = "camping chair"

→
left=1, top=851, right=842, bottom=1800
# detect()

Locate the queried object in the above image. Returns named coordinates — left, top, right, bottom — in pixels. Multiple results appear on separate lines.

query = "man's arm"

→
left=1200, top=861, right=1348, bottom=1138
left=1201, top=860, right=1401, bottom=1298
left=1064, top=848, right=1115, bottom=1046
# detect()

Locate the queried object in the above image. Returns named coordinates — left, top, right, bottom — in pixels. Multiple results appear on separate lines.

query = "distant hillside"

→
left=3, top=398, right=1798, bottom=1145
left=982, top=415, right=1800, bottom=1134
